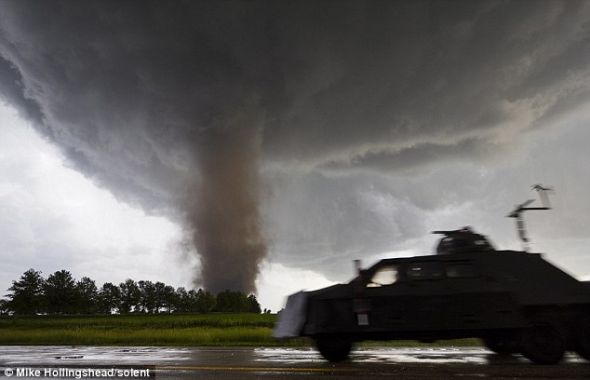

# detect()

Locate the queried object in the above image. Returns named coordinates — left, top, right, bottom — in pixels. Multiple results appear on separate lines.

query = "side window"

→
left=446, top=263, right=476, bottom=278
left=407, top=262, right=443, bottom=280
left=367, top=265, right=398, bottom=287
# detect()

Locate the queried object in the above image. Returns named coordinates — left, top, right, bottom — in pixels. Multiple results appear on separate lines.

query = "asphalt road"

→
left=1, top=346, right=589, bottom=379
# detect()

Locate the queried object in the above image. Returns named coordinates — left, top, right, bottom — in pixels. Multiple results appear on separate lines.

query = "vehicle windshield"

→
left=407, top=262, right=443, bottom=280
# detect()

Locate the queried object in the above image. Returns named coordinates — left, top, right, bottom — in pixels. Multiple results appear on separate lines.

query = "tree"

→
left=216, top=290, right=255, bottom=312
left=44, top=270, right=78, bottom=314
left=161, top=285, right=177, bottom=313
left=119, top=279, right=141, bottom=313
left=3, top=271, right=266, bottom=315
left=76, top=277, right=98, bottom=314
left=153, top=282, right=167, bottom=313
left=175, top=287, right=190, bottom=313
left=97, top=282, right=121, bottom=314
left=214, top=291, right=261, bottom=313
left=195, top=289, right=216, bottom=313
left=0, top=299, right=10, bottom=315
left=138, top=280, right=157, bottom=313
left=7, top=269, right=45, bottom=315
left=246, top=294, right=261, bottom=313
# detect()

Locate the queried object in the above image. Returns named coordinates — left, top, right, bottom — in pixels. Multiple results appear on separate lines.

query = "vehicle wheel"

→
left=314, top=336, right=352, bottom=362
left=482, top=334, right=520, bottom=355
left=520, top=325, right=565, bottom=364
left=574, top=319, right=590, bottom=361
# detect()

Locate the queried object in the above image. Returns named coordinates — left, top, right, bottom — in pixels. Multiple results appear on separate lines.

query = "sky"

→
left=0, top=102, right=334, bottom=310
left=1, top=1, right=590, bottom=311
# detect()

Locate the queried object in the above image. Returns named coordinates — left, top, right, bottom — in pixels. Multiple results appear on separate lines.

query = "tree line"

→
left=0, top=269, right=264, bottom=315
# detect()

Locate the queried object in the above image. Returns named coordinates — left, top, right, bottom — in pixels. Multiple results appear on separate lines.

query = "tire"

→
left=520, top=325, right=565, bottom=365
left=482, top=334, right=520, bottom=355
left=575, top=319, right=590, bottom=361
left=314, top=336, right=352, bottom=362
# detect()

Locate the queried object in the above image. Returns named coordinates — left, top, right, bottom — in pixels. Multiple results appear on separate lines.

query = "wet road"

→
left=0, top=346, right=589, bottom=379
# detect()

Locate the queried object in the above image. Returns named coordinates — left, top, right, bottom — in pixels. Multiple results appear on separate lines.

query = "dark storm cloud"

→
left=262, top=170, right=428, bottom=278
left=0, top=0, right=589, bottom=290
left=0, top=56, right=44, bottom=126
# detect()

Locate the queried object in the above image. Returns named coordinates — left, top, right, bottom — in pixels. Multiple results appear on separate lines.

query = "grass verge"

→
left=0, top=314, right=481, bottom=347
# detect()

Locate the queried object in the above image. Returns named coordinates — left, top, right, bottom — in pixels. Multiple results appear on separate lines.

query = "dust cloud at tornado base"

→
left=188, top=109, right=266, bottom=293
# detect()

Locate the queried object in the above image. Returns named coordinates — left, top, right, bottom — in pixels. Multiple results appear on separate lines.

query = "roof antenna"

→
left=532, top=184, right=554, bottom=208
left=507, top=184, right=554, bottom=252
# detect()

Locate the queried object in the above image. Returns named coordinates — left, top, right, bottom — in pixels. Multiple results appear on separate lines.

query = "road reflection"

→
left=0, top=346, right=586, bottom=366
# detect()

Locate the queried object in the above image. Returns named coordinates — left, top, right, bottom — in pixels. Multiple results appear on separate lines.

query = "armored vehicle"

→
left=274, top=228, right=590, bottom=364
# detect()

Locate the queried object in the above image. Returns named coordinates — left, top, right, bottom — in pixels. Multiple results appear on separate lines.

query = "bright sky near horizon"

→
left=0, top=103, right=333, bottom=311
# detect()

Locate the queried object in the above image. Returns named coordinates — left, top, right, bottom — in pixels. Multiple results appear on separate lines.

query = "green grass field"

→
left=0, top=313, right=481, bottom=347
left=0, top=313, right=289, bottom=346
